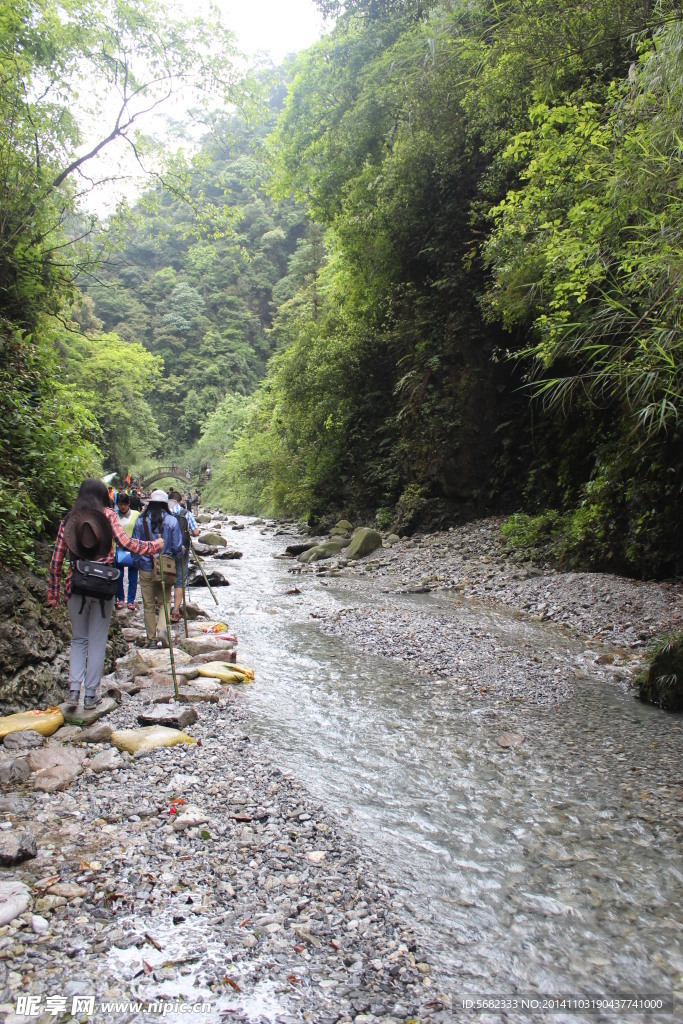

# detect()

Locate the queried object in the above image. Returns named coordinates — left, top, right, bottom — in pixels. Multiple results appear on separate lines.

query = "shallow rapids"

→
left=192, top=521, right=682, bottom=1020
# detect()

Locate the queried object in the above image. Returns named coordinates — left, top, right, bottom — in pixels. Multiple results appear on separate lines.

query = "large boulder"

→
left=345, top=528, right=383, bottom=561
left=298, top=540, right=344, bottom=564
left=197, top=532, right=227, bottom=547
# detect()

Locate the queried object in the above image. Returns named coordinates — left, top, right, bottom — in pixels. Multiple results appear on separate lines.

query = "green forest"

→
left=3, top=0, right=682, bottom=577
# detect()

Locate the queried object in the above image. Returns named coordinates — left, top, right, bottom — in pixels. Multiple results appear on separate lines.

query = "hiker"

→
left=47, top=478, right=163, bottom=710
left=184, top=491, right=193, bottom=513
left=168, top=490, right=200, bottom=624
left=192, top=489, right=200, bottom=511
left=131, top=489, right=183, bottom=646
left=114, top=492, right=140, bottom=610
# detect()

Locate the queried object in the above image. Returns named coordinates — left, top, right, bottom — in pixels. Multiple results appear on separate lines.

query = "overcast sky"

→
left=214, top=0, right=326, bottom=62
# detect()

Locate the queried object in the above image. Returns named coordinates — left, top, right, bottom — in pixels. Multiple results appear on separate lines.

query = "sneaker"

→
left=65, top=690, right=80, bottom=710
left=115, top=600, right=125, bottom=610
left=127, top=602, right=136, bottom=611
left=83, top=696, right=102, bottom=710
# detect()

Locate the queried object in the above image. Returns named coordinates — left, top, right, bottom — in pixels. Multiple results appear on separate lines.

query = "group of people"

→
left=48, top=478, right=202, bottom=710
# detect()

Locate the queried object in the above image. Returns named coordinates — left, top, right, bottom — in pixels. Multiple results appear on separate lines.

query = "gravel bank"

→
left=289, top=517, right=682, bottom=708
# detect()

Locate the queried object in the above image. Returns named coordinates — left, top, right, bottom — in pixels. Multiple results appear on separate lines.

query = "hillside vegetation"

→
left=3, top=0, right=682, bottom=577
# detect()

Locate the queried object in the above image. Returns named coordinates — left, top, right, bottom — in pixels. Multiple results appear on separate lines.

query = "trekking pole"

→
left=159, top=567, right=179, bottom=699
left=180, top=554, right=190, bottom=638
left=190, top=546, right=219, bottom=605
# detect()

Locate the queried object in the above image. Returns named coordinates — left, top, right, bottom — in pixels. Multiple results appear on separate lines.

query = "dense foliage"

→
left=202, top=0, right=682, bottom=575
left=85, top=110, right=308, bottom=454
left=0, top=0, right=236, bottom=566
left=5, top=0, right=683, bottom=578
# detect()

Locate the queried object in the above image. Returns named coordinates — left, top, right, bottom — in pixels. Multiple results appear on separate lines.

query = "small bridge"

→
left=139, top=466, right=207, bottom=490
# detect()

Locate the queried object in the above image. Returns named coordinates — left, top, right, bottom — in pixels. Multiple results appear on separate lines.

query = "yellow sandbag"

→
left=0, top=707, right=64, bottom=739
left=110, top=726, right=196, bottom=753
left=197, top=662, right=254, bottom=684
left=196, top=622, right=230, bottom=634
left=231, top=663, right=255, bottom=680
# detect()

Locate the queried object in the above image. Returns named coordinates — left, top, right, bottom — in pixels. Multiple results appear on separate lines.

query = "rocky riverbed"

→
left=0, top=607, right=449, bottom=1024
left=0, top=513, right=680, bottom=1024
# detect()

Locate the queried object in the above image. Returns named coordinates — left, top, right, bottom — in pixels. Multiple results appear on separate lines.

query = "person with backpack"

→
left=48, top=478, right=164, bottom=710
left=131, top=490, right=183, bottom=646
left=167, top=490, right=200, bottom=624
left=113, top=492, right=140, bottom=610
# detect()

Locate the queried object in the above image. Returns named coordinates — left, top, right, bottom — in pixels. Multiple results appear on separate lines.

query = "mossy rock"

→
left=637, top=634, right=683, bottom=712
left=298, top=540, right=343, bottom=563
left=345, top=528, right=382, bottom=560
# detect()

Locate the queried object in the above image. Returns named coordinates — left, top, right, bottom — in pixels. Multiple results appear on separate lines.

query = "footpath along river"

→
left=190, top=518, right=682, bottom=1022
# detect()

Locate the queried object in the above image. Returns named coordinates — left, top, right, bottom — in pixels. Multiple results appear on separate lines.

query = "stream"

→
left=191, top=521, right=682, bottom=1020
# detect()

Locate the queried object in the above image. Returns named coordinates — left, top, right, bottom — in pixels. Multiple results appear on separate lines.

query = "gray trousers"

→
left=67, top=593, right=114, bottom=698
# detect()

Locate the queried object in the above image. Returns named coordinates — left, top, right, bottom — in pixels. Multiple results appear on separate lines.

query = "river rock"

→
left=137, top=706, right=198, bottom=730
left=0, top=756, right=31, bottom=786
left=0, top=880, right=30, bottom=925
left=336, top=519, right=354, bottom=531
left=298, top=540, right=344, bottom=564
left=196, top=514, right=212, bottom=524
left=89, top=749, right=124, bottom=773
left=77, top=722, right=113, bottom=744
left=185, top=651, right=236, bottom=669
left=143, top=681, right=222, bottom=705
left=192, top=541, right=218, bottom=557
left=497, top=732, right=525, bottom=748
left=186, top=569, right=230, bottom=588
left=213, top=549, right=243, bottom=560
left=3, top=730, right=45, bottom=752
left=198, top=532, right=227, bottom=547
left=61, top=697, right=118, bottom=727
left=329, top=527, right=349, bottom=538
left=185, top=603, right=210, bottom=620
left=34, top=895, right=67, bottom=913
left=46, top=882, right=87, bottom=899
left=172, top=804, right=208, bottom=831
left=180, top=637, right=236, bottom=657
left=286, top=542, right=317, bottom=556
left=0, top=829, right=37, bottom=865
left=29, top=746, right=87, bottom=792
left=345, top=528, right=383, bottom=560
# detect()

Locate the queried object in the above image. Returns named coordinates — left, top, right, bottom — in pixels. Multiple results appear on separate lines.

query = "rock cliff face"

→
left=0, top=571, right=126, bottom=713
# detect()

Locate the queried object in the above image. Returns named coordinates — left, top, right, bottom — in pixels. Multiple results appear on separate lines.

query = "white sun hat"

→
left=149, top=489, right=169, bottom=504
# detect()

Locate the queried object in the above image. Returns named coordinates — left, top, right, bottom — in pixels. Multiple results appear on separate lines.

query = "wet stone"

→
left=61, top=697, right=118, bottom=727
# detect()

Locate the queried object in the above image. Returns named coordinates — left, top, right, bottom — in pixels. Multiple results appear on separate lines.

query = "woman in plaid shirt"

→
left=49, top=479, right=163, bottom=710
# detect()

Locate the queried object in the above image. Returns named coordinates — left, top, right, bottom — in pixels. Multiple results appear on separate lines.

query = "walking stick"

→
left=159, top=567, right=179, bottom=699
left=180, top=554, right=190, bottom=638
left=190, top=546, right=219, bottom=605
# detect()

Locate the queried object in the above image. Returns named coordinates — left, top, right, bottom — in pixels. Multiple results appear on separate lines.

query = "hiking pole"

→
left=190, top=546, right=219, bottom=605
left=159, top=567, right=179, bottom=699
left=180, top=554, right=190, bottom=638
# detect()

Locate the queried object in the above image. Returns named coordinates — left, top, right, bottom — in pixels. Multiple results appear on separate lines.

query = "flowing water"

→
left=193, top=522, right=682, bottom=1021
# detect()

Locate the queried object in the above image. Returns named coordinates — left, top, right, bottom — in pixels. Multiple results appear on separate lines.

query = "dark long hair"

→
left=144, top=501, right=167, bottom=535
left=72, top=478, right=110, bottom=512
